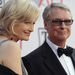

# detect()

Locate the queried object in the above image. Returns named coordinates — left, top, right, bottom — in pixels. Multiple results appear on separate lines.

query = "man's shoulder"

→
left=22, top=45, right=43, bottom=65
left=25, top=44, right=44, bottom=58
left=67, top=46, right=75, bottom=50
left=67, top=46, right=75, bottom=53
left=22, top=42, right=47, bottom=60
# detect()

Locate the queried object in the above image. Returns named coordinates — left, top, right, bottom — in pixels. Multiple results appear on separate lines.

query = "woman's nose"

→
left=29, top=24, right=34, bottom=32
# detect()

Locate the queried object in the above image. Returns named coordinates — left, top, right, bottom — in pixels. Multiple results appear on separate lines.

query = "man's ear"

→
left=44, top=20, right=48, bottom=29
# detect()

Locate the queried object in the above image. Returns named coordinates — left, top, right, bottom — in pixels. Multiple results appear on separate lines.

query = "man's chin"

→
left=58, top=37, right=67, bottom=42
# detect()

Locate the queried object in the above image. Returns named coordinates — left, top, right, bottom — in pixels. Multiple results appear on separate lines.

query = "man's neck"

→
left=49, top=38, right=66, bottom=48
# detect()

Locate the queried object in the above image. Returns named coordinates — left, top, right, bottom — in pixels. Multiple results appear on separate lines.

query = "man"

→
left=22, top=3, right=75, bottom=75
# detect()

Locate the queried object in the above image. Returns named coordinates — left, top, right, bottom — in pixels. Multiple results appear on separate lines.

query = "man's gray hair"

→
left=43, top=3, right=71, bottom=20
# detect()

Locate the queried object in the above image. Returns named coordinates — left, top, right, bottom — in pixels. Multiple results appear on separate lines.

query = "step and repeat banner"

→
left=0, top=0, right=75, bottom=57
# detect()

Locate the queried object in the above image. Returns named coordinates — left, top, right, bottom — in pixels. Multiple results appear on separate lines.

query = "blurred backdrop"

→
left=0, top=0, right=75, bottom=57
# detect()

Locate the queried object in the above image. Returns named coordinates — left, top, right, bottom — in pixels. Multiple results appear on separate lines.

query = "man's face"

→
left=44, top=8, right=73, bottom=44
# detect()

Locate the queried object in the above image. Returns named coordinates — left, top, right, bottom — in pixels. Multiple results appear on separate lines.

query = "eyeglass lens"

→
left=47, top=19, right=73, bottom=26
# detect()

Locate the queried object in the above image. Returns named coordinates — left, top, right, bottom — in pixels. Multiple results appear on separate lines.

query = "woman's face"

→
left=14, top=20, right=35, bottom=41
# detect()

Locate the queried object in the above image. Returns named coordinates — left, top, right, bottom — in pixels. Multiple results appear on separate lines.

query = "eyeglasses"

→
left=47, top=19, right=73, bottom=26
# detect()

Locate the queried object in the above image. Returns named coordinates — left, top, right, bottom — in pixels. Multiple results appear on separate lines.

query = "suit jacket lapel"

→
left=42, top=41, right=67, bottom=75
left=71, top=49, right=75, bottom=68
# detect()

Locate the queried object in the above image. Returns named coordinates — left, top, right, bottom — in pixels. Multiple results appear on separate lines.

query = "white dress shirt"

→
left=46, top=38, right=75, bottom=75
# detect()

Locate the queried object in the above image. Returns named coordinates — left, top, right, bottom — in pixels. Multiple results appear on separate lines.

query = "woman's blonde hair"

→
left=0, top=0, right=40, bottom=37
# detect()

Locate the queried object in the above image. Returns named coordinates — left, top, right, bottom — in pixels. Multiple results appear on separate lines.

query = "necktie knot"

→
left=57, top=47, right=73, bottom=57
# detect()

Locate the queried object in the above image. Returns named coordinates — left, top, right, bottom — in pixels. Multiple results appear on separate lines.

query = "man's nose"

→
left=60, top=22, right=66, bottom=29
left=61, top=22, right=66, bottom=27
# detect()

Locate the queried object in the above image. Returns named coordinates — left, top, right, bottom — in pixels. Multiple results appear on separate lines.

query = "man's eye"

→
left=52, top=20, right=61, bottom=23
left=64, top=20, right=71, bottom=22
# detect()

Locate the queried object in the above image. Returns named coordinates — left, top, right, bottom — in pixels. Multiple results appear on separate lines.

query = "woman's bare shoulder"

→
left=0, top=40, right=20, bottom=51
left=0, top=40, right=21, bottom=61
left=0, top=40, right=22, bottom=74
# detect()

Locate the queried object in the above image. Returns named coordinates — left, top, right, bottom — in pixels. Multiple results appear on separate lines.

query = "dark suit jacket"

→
left=22, top=41, right=75, bottom=75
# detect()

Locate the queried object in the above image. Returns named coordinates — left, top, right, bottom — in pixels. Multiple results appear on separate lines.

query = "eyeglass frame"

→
left=47, top=19, right=73, bottom=26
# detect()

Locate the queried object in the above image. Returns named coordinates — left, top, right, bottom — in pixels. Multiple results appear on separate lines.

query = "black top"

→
left=0, top=64, right=18, bottom=75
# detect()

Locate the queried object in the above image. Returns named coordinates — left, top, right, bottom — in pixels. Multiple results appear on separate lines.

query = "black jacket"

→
left=22, top=41, right=75, bottom=75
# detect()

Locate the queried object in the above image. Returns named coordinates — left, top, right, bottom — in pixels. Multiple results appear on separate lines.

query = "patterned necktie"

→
left=57, top=47, right=73, bottom=57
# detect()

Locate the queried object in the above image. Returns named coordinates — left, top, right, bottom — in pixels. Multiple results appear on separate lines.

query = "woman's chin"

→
left=24, top=38, right=29, bottom=41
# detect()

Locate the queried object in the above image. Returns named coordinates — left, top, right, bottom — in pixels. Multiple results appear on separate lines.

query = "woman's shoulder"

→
left=0, top=40, right=20, bottom=51
left=3, top=40, right=20, bottom=47
left=0, top=40, right=21, bottom=75
left=0, top=39, right=19, bottom=46
left=0, top=40, right=21, bottom=63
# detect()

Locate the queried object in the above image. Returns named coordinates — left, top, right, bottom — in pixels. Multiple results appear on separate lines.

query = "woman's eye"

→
left=24, top=22, right=30, bottom=24
left=24, top=22, right=35, bottom=25
left=33, top=22, right=35, bottom=24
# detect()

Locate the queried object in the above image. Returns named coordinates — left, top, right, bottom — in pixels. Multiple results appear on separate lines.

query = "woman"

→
left=0, top=0, right=40, bottom=75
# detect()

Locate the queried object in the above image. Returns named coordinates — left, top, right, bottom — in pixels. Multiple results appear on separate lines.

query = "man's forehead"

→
left=49, top=8, right=72, bottom=19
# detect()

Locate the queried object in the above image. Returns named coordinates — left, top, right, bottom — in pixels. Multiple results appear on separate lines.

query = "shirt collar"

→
left=46, top=38, right=66, bottom=57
